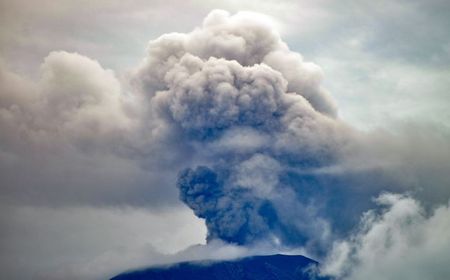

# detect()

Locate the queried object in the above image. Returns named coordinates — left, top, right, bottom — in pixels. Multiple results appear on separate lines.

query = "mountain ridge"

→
left=111, top=254, right=330, bottom=280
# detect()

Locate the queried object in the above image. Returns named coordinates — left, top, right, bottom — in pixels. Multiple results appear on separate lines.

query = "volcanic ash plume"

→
left=132, top=10, right=353, bottom=251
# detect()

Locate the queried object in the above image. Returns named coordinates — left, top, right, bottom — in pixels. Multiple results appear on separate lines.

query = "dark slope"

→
left=111, top=254, right=330, bottom=280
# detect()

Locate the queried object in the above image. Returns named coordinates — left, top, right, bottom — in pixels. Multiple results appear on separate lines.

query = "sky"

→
left=0, top=0, right=450, bottom=279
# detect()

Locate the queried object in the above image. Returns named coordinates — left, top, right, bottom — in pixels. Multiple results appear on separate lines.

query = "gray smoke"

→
left=129, top=10, right=355, bottom=252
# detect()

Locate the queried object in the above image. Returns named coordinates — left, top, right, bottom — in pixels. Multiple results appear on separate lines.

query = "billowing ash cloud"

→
left=127, top=10, right=354, bottom=251
left=178, top=166, right=278, bottom=245
left=134, top=10, right=337, bottom=118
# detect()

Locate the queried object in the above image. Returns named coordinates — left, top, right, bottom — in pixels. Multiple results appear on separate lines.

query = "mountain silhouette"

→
left=111, top=254, right=330, bottom=280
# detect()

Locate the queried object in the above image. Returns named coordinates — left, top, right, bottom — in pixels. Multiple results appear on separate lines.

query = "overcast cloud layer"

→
left=1, top=1, right=450, bottom=279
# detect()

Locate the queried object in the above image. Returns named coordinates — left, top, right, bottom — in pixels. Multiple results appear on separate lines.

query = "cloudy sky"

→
left=1, top=1, right=450, bottom=279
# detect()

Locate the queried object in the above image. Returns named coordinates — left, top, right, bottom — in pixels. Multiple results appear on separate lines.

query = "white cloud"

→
left=321, top=193, right=450, bottom=280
